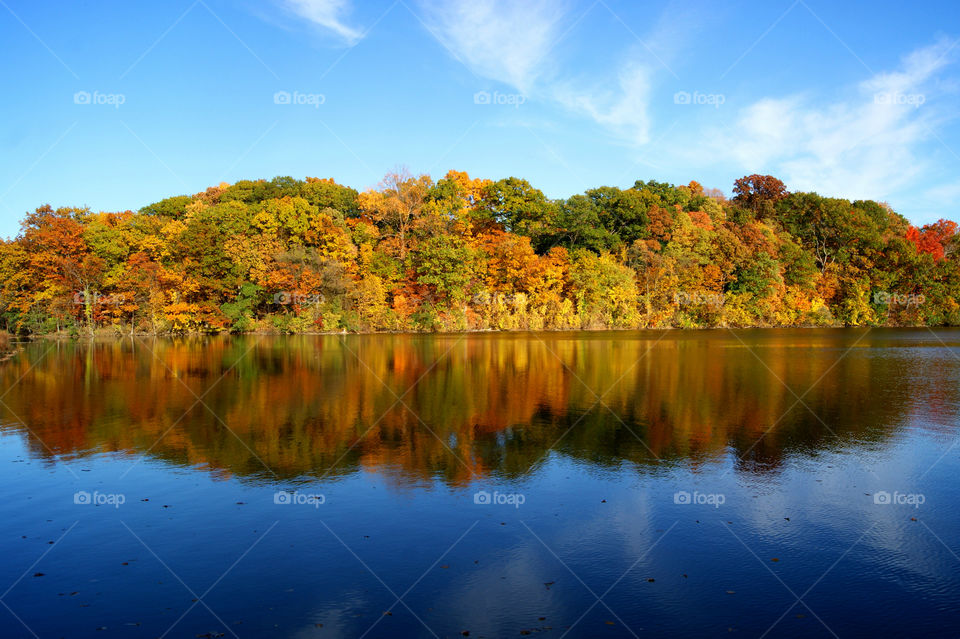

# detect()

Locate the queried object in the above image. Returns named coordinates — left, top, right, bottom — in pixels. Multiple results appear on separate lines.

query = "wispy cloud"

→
left=417, top=0, right=569, bottom=92
left=281, top=0, right=363, bottom=45
left=552, top=59, right=653, bottom=145
left=702, top=38, right=958, bottom=202
left=417, top=0, right=671, bottom=145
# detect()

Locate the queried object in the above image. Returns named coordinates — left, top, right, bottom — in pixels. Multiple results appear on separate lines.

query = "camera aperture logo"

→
left=74, top=490, right=125, bottom=508
left=473, top=489, right=525, bottom=508
left=873, top=490, right=925, bottom=508
left=274, top=490, right=325, bottom=508
left=674, top=490, right=725, bottom=508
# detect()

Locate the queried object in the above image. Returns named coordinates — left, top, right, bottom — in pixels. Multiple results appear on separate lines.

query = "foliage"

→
left=4, top=172, right=957, bottom=334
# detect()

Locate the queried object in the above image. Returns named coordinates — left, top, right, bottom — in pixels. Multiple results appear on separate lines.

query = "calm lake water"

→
left=1, top=329, right=959, bottom=638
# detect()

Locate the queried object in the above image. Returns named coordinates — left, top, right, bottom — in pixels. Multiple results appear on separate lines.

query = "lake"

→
left=1, top=329, right=959, bottom=638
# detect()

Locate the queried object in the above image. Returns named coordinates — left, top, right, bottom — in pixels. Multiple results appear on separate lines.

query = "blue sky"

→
left=1, top=0, right=958, bottom=238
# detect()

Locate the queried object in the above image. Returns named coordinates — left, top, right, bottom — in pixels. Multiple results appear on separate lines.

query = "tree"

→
left=358, top=170, right=431, bottom=259
left=906, top=219, right=958, bottom=261
left=733, top=174, right=788, bottom=219
left=20, top=206, right=105, bottom=333
left=140, top=195, right=193, bottom=219
left=586, top=186, right=653, bottom=246
left=478, top=178, right=555, bottom=245
left=552, top=194, right=621, bottom=253
left=300, top=177, right=359, bottom=217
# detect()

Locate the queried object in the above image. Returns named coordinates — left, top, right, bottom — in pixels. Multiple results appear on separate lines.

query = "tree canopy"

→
left=2, top=172, right=957, bottom=335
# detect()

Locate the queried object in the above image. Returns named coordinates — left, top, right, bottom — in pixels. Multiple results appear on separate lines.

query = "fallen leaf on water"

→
left=771, top=558, right=780, bottom=562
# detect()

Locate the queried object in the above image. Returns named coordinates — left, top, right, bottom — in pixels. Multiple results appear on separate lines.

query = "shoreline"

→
left=7, top=322, right=954, bottom=341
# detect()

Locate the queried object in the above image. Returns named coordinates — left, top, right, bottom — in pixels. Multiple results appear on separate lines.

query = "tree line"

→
left=2, top=170, right=956, bottom=335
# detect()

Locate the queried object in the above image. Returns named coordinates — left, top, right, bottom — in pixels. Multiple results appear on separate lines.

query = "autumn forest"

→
left=3, top=171, right=957, bottom=335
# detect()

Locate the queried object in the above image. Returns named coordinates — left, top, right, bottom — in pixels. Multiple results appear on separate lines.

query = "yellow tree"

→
left=358, top=169, right=431, bottom=259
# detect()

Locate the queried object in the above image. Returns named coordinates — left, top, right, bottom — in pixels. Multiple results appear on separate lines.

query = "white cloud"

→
left=281, top=0, right=363, bottom=45
left=704, top=38, right=957, bottom=202
left=552, top=60, right=653, bottom=145
left=417, top=0, right=568, bottom=92
left=418, top=0, right=665, bottom=145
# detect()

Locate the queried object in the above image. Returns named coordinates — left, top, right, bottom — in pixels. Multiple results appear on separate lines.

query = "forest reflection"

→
left=0, top=330, right=951, bottom=485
